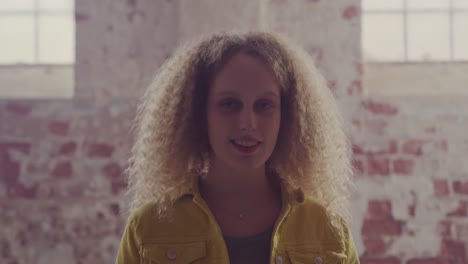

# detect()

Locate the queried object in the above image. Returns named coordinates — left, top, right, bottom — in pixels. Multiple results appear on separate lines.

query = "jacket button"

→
left=275, top=255, right=283, bottom=264
left=166, top=250, right=177, bottom=260
left=314, top=256, right=323, bottom=264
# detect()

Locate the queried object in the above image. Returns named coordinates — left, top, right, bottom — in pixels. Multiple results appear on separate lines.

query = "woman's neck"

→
left=199, top=161, right=282, bottom=237
left=199, top=161, right=280, bottom=208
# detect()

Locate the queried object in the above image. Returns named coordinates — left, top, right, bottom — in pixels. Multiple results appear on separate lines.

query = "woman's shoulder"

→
left=292, top=198, right=352, bottom=239
left=125, top=201, right=160, bottom=228
left=128, top=193, right=192, bottom=218
left=294, top=198, right=332, bottom=218
left=286, top=199, right=360, bottom=263
left=294, top=200, right=360, bottom=262
left=126, top=196, right=209, bottom=232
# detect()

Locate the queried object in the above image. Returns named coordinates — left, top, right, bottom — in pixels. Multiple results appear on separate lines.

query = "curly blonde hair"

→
left=126, top=31, right=353, bottom=221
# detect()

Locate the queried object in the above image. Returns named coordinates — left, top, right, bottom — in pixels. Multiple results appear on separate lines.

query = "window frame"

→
left=0, top=0, right=75, bottom=99
left=362, top=0, right=468, bottom=62
left=362, top=0, right=468, bottom=97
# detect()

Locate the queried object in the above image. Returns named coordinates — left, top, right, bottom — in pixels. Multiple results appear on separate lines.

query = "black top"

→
left=223, top=226, right=274, bottom=264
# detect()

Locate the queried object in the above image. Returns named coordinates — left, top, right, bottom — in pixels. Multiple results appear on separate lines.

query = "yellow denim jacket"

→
left=116, top=177, right=360, bottom=264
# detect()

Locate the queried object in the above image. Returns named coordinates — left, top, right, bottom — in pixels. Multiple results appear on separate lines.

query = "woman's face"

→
left=206, top=53, right=281, bottom=171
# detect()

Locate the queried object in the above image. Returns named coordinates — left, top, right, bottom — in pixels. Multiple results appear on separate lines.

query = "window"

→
left=362, top=0, right=468, bottom=62
left=362, top=0, right=468, bottom=96
left=0, top=0, right=75, bottom=99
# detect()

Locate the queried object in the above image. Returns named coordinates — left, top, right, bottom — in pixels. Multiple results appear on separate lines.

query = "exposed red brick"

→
left=8, top=183, right=38, bottom=199
left=362, top=218, right=403, bottom=236
left=45, top=205, right=61, bottom=216
left=48, top=121, right=69, bottom=136
left=438, top=220, right=452, bottom=237
left=347, top=80, right=362, bottom=95
left=1, top=239, right=11, bottom=258
left=0, top=142, right=31, bottom=155
left=58, top=142, right=77, bottom=156
left=26, top=160, right=48, bottom=174
left=367, top=158, right=390, bottom=176
left=365, top=119, right=388, bottom=135
left=402, top=140, right=425, bottom=156
left=393, top=159, right=414, bottom=175
left=355, top=62, right=364, bottom=75
left=362, top=100, right=399, bottom=116
left=5, top=103, right=32, bottom=115
left=367, top=200, right=392, bottom=219
left=111, top=180, right=127, bottom=195
left=352, top=144, right=364, bottom=155
left=343, top=5, right=359, bottom=20
left=440, top=239, right=466, bottom=259
left=388, top=140, right=398, bottom=154
left=360, top=257, right=401, bottom=264
left=97, top=211, right=105, bottom=220
left=0, top=154, right=20, bottom=185
left=52, top=161, right=72, bottom=178
left=46, top=185, right=57, bottom=198
left=109, top=203, right=120, bottom=216
left=102, top=162, right=122, bottom=179
left=352, top=159, right=364, bottom=176
left=72, top=223, right=93, bottom=237
left=408, top=204, right=415, bottom=217
left=327, top=81, right=337, bottom=94
left=73, top=224, right=85, bottom=237
left=447, top=201, right=467, bottom=217
left=363, top=237, right=388, bottom=255
left=65, top=183, right=85, bottom=198
left=86, top=143, right=114, bottom=158
left=454, top=223, right=468, bottom=240
left=360, top=141, right=398, bottom=155
left=453, top=181, right=468, bottom=195
left=16, top=229, right=28, bottom=246
left=435, top=140, right=448, bottom=152
left=406, top=229, right=416, bottom=236
left=407, top=258, right=451, bottom=264
left=352, top=119, right=361, bottom=129
left=433, top=179, right=449, bottom=197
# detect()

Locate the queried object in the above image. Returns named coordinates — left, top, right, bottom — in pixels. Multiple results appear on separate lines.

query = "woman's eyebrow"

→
left=214, top=90, right=280, bottom=98
left=261, top=91, right=280, bottom=98
left=214, top=91, right=239, bottom=97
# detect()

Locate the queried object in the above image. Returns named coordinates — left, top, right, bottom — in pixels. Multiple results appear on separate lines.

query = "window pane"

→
left=408, top=0, right=450, bottom=10
left=0, top=16, right=35, bottom=64
left=362, top=0, right=403, bottom=11
left=454, top=14, right=468, bottom=60
left=454, top=0, right=468, bottom=9
left=408, top=14, right=450, bottom=61
left=38, top=15, right=74, bottom=64
left=38, top=0, right=74, bottom=11
left=0, top=0, right=34, bottom=11
left=362, top=14, right=405, bottom=61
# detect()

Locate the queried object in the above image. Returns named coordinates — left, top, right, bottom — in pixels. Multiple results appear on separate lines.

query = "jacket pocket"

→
left=141, top=241, right=207, bottom=264
left=287, top=250, right=346, bottom=264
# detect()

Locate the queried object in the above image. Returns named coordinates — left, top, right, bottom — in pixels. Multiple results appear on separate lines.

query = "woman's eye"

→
left=256, top=100, right=274, bottom=111
left=220, top=99, right=241, bottom=111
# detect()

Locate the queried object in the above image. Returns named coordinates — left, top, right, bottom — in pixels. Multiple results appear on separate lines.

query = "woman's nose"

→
left=239, top=108, right=257, bottom=131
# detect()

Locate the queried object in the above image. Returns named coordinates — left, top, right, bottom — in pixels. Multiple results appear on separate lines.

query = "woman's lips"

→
left=230, top=139, right=261, bottom=154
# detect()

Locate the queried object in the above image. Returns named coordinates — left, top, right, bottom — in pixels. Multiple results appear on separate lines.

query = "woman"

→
left=116, top=31, right=360, bottom=264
